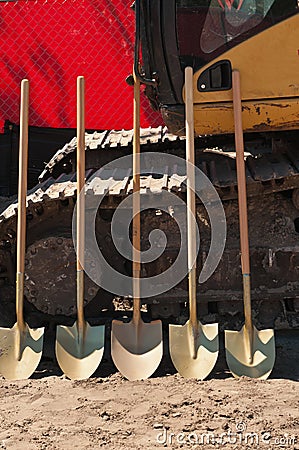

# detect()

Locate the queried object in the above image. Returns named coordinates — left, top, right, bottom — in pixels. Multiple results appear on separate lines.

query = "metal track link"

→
left=38, top=127, right=299, bottom=202
left=0, top=128, right=298, bottom=329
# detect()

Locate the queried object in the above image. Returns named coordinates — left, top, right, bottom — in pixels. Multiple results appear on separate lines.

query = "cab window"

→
left=176, top=0, right=299, bottom=67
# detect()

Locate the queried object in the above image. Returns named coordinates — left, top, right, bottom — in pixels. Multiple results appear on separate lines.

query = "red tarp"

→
left=0, top=0, right=162, bottom=131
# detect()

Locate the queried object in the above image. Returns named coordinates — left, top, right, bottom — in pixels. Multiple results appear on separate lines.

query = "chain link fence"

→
left=0, top=0, right=161, bottom=132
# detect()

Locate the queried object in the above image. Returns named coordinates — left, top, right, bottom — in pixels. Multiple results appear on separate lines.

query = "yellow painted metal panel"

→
left=192, top=15, right=299, bottom=103
left=187, top=15, right=299, bottom=134
left=193, top=98, right=299, bottom=136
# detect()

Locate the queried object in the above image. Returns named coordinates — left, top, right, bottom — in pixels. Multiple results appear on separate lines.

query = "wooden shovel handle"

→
left=232, top=70, right=250, bottom=276
left=185, top=66, right=197, bottom=327
left=16, top=79, right=29, bottom=327
left=17, top=80, right=29, bottom=276
left=233, top=70, right=253, bottom=336
left=77, top=76, right=85, bottom=271
left=76, top=76, right=85, bottom=329
left=132, top=69, right=141, bottom=323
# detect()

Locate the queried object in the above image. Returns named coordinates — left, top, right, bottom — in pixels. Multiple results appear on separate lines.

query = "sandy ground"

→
left=0, top=330, right=297, bottom=450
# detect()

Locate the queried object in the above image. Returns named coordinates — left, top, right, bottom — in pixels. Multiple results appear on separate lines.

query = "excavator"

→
left=0, top=0, right=298, bottom=370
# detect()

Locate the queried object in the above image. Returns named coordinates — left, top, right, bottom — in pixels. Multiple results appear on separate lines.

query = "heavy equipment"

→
left=0, top=0, right=298, bottom=349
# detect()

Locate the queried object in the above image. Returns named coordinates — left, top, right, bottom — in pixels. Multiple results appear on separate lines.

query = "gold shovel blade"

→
left=111, top=319, right=163, bottom=381
left=55, top=322, right=105, bottom=380
left=169, top=320, right=218, bottom=379
left=0, top=323, right=44, bottom=380
left=225, top=324, right=275, bottom=379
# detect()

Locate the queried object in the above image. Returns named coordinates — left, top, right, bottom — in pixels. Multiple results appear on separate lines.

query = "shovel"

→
left=111, top=70, right=163, bottom=381
left=55, top=76, right=105, bottom=380
left=169, top=67, right=218, bottom=379
left=225, top=70, right=275, bottom=379
left=0, top=79, right=44, bottom=380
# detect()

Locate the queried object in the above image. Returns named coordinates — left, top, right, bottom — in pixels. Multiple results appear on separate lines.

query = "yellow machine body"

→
left=189, top=15, right=299, bottom=135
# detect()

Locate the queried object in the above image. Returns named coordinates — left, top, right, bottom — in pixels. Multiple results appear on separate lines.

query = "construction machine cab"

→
left=137, top=0, right=299, bottom=135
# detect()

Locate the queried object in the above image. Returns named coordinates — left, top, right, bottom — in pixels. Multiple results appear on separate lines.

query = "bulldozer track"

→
left=39, top=127, right=299, bottom=202
left=0, top=128, right=298, bottom=330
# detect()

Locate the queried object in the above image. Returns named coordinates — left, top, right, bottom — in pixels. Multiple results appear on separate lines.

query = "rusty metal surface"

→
left=25, top=236, right=99, bottom=316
